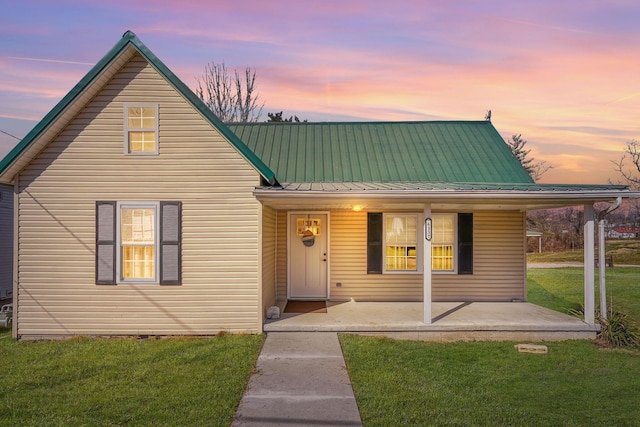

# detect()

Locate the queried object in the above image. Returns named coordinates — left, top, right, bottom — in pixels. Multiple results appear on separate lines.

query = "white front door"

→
left=289, top=213, right=328, bottom=299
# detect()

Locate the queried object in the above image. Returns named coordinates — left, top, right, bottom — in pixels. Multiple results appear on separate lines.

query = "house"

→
left=607, top=227, right=638, bottom=239
left=0, top=31, right=636, bottom=339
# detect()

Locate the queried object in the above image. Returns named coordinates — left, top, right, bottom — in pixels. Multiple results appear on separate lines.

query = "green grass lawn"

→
left=527, top=267, right=640, bottom=325
left=341, top=336, right=640, bottom=427
left=342, top=266, right=640, bottom=426
left=0, top=332, right=264, bottom=426
left=527, top=239, right=640, bottom=265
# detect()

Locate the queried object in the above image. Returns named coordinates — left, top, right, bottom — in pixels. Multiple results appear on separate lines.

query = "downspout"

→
left=597, top=197, right=622, bottom=320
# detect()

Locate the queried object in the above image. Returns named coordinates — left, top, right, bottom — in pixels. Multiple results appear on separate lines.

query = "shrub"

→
left=570, top=305, right=639, bottom=348
left=597, top=309, right=640, bottom=348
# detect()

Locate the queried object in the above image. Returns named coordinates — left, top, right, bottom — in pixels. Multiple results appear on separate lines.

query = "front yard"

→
left=340, top=336, right=640, bottom=427
left=0, top=332, right=264, bottom=426
left=341, top=266, right=640, bottom=426
left=1, top=266, right=637, bottom=426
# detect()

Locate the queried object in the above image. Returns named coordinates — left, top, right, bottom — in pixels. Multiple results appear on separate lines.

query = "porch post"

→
left=584, top=204, right=595, bottom=325
left=423, top=204, right=432, bottom=324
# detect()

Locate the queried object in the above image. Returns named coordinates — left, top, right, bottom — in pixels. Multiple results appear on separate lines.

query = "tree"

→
left=506, top=134, right=552, bottom=182
left=267, top=111, right=307, bottom=123
left=613, top=140, right=640, bottom=231
left=613, top=139, right=640, bottom=189
left=195, top=62, right=263, bottom=122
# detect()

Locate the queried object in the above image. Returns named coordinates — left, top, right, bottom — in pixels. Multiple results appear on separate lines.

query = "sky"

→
left=1, top=0, right=639, bottom=184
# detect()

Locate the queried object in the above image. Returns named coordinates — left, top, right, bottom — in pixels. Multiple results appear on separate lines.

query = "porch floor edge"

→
left=263, top=301, right=598, bottom=341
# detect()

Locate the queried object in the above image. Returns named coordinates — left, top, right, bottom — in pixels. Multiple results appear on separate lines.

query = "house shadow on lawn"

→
left=527, top=278, right=583, bottom=315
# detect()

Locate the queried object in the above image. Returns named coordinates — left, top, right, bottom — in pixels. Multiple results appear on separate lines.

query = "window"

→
left=124, top=104, right=158, bottom=154
left=366, top=212, right=473, bottom=275
left=96, top=201, right=182, bottom=285
left=432, top=214, right=455, bottom=271
left=384, top=214, right=418, bottom=272
left=119, top=203, right=158, bottom=282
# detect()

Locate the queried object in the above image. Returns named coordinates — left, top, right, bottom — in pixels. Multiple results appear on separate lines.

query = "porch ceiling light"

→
left=352, top=205, right=364, bottom=212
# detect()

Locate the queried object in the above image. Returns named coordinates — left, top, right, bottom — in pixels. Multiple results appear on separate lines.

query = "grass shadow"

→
left=527, top=277, right=582, bottom=315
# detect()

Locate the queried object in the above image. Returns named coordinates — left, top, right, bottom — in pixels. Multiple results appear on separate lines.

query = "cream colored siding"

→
left=261, top=205, right=277, bottom=316
left=16, top=53, right=262, bottom=337
left=276, top=210, right=287, bottom=300
left=433, top=211, right=526, bottom=301
left=330, top=210, right=423, bottom=300
left=277, top=210, right=525, bottom=302
left=0, top=184, right=12, bottom=298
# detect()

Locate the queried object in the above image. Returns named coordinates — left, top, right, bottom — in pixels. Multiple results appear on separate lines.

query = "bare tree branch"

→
left=195, top=62, right=264, bottom=123
left=613, top=139, right=640, bottom=189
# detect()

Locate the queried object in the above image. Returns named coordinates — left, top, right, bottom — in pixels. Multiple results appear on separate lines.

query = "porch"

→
left=264, top=301, right=598, bottom=341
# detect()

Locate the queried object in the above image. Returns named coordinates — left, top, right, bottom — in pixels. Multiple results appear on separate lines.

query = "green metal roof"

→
left=229, top=121, right=534, bottom=184
left=0, top=31, right=277, bottom=185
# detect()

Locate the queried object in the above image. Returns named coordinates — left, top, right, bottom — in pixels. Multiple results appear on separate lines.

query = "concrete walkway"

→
left=232, top=332, right=362, bottom=427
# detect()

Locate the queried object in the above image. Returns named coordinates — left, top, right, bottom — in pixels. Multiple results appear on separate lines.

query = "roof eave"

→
left=253, top=187, right=639, bottom=206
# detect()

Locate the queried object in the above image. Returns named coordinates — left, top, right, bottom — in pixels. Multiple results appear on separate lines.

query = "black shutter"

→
left=96, top=201, right=116, bottom=285
left=458, top=213, right=473, bottom=275
left=367, top=212, right=383, bottom=274
left=160, top=201, right=182, bottom=285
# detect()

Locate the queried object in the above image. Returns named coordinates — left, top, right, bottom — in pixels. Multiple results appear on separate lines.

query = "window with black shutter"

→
left=95, top=200, right=182, bottom=285
left=366, top=212, right=473, bottom=275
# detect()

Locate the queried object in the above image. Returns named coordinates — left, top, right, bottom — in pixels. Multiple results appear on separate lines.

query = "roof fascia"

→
left=253, top=188, right=639, bottom=201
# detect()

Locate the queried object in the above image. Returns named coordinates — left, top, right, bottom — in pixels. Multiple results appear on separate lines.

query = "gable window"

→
left=124, top=104, right=158, bottom=154
left=96, top=201, right=182, bottom=285
left=367, top=212, right=473, bottom=275
left=384, top=214, right=418, bottom=272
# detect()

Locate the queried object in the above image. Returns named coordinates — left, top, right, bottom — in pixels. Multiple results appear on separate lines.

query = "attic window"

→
left=124, top=103, right=158, bottom=155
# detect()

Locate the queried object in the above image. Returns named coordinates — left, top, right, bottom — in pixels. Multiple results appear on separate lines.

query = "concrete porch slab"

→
left=264, top=301, right=598, bottom=342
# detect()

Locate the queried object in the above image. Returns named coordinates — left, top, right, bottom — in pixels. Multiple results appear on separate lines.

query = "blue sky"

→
left=1, top=0, right=639, bottom=183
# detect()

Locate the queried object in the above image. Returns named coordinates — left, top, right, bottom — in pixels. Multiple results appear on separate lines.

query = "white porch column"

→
left=584, top=204, right=595, bottom=325
left=423, top=204, right=432, bottom=324
left=598, top=218, right=607, bottom=320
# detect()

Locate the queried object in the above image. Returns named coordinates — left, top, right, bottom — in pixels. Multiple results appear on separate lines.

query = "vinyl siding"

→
left=275, top=210, right=525, bottom=302
left=275, top=210, right=287, bottom=300
left=330, top=210, right=423, bottom=300
left=15, top=53, right=262, bottom=337
left=0, top=184, right=12, bottom=298
left=433, top=211, right=526, bottom=301
left=261, top=205, right=277, bottom=316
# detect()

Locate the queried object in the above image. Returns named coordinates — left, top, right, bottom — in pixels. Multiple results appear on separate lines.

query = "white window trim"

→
left=382, top=213, right=423, bottom=274
left=124, top=103, right=159, bottom=155
left=116, top=201, right=160, bottom=284
left=432, top=213, right=458, bottom=274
